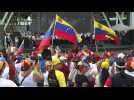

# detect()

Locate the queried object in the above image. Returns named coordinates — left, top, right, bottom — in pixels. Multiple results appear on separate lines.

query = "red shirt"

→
left=8, top=63, right=16, bottom=80
left=104, top=77, right=112, bottom=87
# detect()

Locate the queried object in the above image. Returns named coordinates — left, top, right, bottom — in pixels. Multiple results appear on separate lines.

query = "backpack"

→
left=48, top=70, right=59, bottom=87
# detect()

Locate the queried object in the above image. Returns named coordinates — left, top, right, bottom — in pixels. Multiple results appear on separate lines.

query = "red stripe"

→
left=37, top=37, right=52, bottom=53
left=95, top=34, right=108, bottom=41
left=113, top=36, right=120, bottom=45
left=54, top=29, right=77, bottom=44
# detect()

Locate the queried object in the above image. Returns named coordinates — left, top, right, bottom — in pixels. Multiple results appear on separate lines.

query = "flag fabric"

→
left=54, top=15, right=82, bottom=44
left=37, top=22, right=54, bottom=53
left=113, top=34, right=121, bottom=45
left=18, top=40, right=24, bottom=54
left=94, top=20, right=117, bottom=41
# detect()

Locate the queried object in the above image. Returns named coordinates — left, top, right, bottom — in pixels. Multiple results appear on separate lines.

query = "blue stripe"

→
left=55, top=22, right=75, bottom=35
left=43, top=28, right=53, bottom=38
left=95, top=28, right=107, bottom=35
left=95, top=28, right=116, bottom=38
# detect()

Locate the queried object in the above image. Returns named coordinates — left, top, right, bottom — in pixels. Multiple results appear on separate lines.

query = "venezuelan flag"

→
left=54, top=15, right=82, bottom=44
left=37, top=22, right=54, bottom=53
left=94, top=20, right=117, bottom=41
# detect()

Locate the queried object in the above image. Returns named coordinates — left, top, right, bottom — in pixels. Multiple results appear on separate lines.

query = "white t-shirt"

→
left=15, top=63, right=21, bottom=73
left=18, top=72, right=37, bottom=87
left=108, top=66, right=113, bottom=76
left=2, top=66, right=9, bottom=79
left=69, top=62, right=75, bottom=72
left=69, top=62, right=77, bottom=81
left=89, top=63, right=97, bottom=69
left=85, top=63, right=98, bottom=77
left=94, top=74, right=100, bottom=87
left=43, top=71, right=49, bottom=86
left=0, top=78, right=17, bottom=87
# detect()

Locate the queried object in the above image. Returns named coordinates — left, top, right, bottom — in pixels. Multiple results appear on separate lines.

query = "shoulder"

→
left=0, top=78, right=17, bottom=87
left=7, top=80, right=17, bottom=87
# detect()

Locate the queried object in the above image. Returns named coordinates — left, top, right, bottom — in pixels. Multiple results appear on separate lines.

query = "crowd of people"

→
left=0, top=32, right=134, bottom=87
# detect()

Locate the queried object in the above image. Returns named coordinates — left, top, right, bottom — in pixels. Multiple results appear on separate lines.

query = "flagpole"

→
left=102, top=12, right=112, bottom=28
left=19, top=39, right=24, bottom=48
left=51, top=23, right=54, bottom=48
left=92, top=13, right=98, bottom=53
left=51, top=15, right=57, bottom=49
left=94, top=23, right=98, bottom=53
left=51, top=15, right=56, bottom=58
left=18, top=39, right=24, bottom=54
left=50, top=15, right=57, bottom=69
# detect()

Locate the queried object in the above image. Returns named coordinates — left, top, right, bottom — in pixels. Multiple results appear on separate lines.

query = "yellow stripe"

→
left=75, top=32, right=82, bottom=43
left=56, top=15, right=74, bottom=29
left=94, top=20, right=117, bottom=37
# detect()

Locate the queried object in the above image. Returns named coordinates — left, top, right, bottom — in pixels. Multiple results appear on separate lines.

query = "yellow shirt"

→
left=55, top=70, right=67, bottom=87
